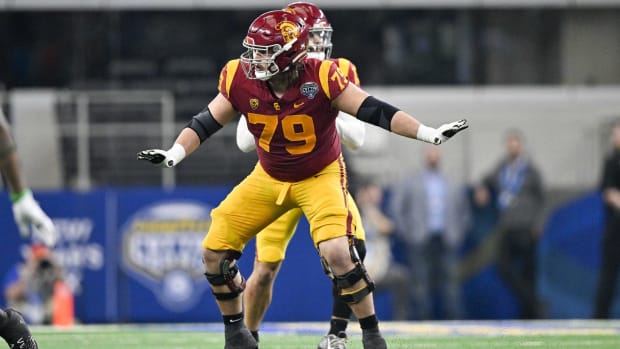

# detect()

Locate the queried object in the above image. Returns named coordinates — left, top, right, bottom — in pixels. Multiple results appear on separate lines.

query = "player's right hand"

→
left=137, top=148, right=175, bottom=167
left=137, top=144, right=186, bottom=168
left=12, top=190, right=58, bottom=247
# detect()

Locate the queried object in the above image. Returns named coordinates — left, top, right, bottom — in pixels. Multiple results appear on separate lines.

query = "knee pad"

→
left=204, top=250, right=246, bottom=300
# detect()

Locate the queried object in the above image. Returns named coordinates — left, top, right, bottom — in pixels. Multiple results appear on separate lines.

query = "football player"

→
left=235, top=3, right=367, bottom=349
left=139, top=9, right=467, bottom=349
left=0, top=109, right=57, bottom=349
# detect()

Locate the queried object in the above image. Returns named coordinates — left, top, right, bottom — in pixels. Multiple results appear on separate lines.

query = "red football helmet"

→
left=285, top=2, right=333, bottom=60
left=240, top=10, right=309, bottom=80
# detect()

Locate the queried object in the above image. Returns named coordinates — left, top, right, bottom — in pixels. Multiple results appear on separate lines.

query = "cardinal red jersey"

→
left=330, top=57, right=360, bottom=87
left=218, top=58, right=350, bottom=182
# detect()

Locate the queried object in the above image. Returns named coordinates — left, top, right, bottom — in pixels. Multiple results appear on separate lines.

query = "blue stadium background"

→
left=0, top=187, right=612, bottom=323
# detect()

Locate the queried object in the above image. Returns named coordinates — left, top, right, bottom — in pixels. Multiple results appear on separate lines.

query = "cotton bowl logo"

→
left=121, top=200, right=211, bottom=312
left=301, top=82, right=319, bottom=99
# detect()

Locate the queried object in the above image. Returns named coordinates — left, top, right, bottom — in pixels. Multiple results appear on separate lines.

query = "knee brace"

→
left=321, top=237, right=375, bottom=304
left=354, top=238, right=367, bottom=261
left=204, top=251, right=246, bottom=300
left=334, top=263, right=375, bottom=304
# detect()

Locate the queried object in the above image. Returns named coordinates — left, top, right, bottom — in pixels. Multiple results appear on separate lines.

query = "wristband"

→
left=167, top=143, right=186, bottom=166
left=10, top=189, right=31, bottom=203
left=416, top=124, right=438, bottom=144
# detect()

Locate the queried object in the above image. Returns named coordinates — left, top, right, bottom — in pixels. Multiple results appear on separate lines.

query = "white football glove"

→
left=417, top=119, right=469, bottom=145
left=12, top=190, right=58, bottom=247
left=137, top=143, right=186, bottom=168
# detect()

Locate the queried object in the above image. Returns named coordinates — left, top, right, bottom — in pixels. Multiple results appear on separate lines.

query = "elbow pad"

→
left=355, top=96, right=399, bottom=131
left=236, top=116, right=256, bottom=153
left=336, top=113, right=366, bottom=150
left=187, top=107, right=223, bottom=143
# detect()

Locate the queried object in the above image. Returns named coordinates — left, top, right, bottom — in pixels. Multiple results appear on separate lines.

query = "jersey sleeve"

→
left=318, top=60, right=350, bottom=101
left=336, top=58, right=361, bottom=87
left=217, top=59, right=241, bottom=100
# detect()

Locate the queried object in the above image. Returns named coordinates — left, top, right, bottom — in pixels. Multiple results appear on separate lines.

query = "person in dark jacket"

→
left=472, top=129, right=545, bottom=319
left=594, top=121, right=620, bottom=319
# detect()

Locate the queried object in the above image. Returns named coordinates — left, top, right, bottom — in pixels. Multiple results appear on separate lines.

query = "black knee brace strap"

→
left=340, top=284, right=373, bottom=304
left=322, top=237, right=375, bottom=304
left=204, top=251, right=246, bottom=300
left=335, top=262, right=375, bottom=304
left=335, top=264, right=365, bottom=289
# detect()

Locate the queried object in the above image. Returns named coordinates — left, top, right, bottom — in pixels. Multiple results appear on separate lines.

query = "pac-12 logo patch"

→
left=300, top=82, right=319, bottom=99
left=249, top=98, right=259, bottom=110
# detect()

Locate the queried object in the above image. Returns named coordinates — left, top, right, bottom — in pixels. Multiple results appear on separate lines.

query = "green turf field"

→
left=31, top=320, right=620, bottom=349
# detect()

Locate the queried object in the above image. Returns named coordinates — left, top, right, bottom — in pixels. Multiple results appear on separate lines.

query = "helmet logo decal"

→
left=276, top=21, right=299, bottom=43
left=249, top=98, right=259, bottom=110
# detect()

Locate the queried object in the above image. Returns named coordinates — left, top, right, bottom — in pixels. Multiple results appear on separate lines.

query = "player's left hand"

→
left=12, top=190, right=58, bottom=247
left=434, top=119, right=468, bottom=144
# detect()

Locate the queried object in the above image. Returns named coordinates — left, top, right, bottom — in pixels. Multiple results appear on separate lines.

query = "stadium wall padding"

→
left=0, top=187, right=615, bottom=323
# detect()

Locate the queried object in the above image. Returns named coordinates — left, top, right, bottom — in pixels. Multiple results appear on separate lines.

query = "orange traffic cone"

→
left=52, top=280, right=74, bottom=327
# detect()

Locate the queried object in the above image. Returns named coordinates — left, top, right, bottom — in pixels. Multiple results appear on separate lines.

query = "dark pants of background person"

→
left=496, top=226, right=540, bottom=319
left=408, top=234, right=463, bottom=320
left=594, top=220, right=620, bottom=319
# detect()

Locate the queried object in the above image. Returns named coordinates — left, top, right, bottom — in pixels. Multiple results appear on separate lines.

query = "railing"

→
left=5, top=89, right=256, bottom=190
left=56, top=90, right=176, bottom=189
left=4, top=86, right=619, bottom=191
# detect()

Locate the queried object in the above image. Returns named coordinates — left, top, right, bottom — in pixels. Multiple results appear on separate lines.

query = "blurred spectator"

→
left=468, top=129, right=545, bottom=319
left=3, top=244, right=64, bottom=324
left=594, top=121, right=620, bottom=319
left=356, top=180, right=410, bottom=321
left=390, top=146, right=470, bottom=320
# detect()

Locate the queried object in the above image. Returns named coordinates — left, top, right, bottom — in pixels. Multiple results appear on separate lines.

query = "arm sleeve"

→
left=336, top=112, right=366, bottom=150
left=235, top=115, right=255, bottom=153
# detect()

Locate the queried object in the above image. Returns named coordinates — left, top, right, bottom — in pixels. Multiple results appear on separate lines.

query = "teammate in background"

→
left=0, top=109, right=58, bottom=349
left=235, top=3, right=367, bottom=348
left=139, top=9, right=467, bottom=349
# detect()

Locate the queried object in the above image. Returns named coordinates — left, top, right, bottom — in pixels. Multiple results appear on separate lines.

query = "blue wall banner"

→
left=114, top=187, right=229, bottom=322
left=2, top=188, right=612, bottom=323
left=538, top=191, right=609, bottom=318
left=0, top=190, right=108, bottom=323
